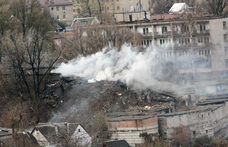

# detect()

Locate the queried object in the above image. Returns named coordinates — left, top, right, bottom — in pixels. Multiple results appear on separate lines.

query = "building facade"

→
left=39, top=0, right=74, bottom=24
left=116, top=15, right=228, bottom=83
left=108, top=115, right=158, bottom=147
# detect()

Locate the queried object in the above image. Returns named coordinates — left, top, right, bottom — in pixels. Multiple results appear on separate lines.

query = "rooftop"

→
left=108, top=115, right=156, bottom=122
left=158, top=104, right=223, bottom=117
left=104, top=140, right=131, bottom=147
left=38, top=0, right=73, bottom=7
left=169, top=3, right=189, bottom=14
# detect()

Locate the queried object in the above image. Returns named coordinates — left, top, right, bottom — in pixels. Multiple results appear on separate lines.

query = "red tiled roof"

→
left=150, top=14, right=180, bottom=20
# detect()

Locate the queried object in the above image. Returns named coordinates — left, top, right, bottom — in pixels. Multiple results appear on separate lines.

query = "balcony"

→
left=142, top=32, right=152, bottom=38
left=153, top=31, right=171, bottom=38
left=193, top=30, right=210, bottom=36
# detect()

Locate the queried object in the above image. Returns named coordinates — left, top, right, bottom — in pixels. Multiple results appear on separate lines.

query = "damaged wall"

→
left=108, top=115, right=158, bottom=147
left=158, top=101, right=228, bottom=139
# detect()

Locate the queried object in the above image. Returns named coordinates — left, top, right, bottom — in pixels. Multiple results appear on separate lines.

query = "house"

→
left=0, top=128, right=39, bottom=147
left=71, top=17, right=100, bottom=27
left=168, top=3, right=189, bottom=14
left=38, top=0, right=74, bottom=25
left=108, top=115, right=158, bottom=147
left=103, top=140, right=131, bottom=147
left=31, top=123, right=92, bottom=147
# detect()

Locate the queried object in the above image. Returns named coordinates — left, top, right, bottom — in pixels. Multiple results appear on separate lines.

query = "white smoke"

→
left=52, top=44, right=179, bottom=91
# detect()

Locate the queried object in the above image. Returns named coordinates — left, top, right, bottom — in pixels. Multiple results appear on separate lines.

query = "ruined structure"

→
left=108, top=115, right=158, bottom=146
left=158, top=102, right=228, bottom=139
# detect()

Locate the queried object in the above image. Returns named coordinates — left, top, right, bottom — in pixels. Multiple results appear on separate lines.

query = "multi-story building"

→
left=38, top=0, right=74, bottom=25
left=103, top=0, right=150, bottom=22
left=116, top=13, right=228, bottom=83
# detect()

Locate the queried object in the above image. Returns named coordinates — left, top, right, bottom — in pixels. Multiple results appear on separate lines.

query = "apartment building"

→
left=38, top=0, right=74, bottom=24
left=116, top=13, right=228, bottom=83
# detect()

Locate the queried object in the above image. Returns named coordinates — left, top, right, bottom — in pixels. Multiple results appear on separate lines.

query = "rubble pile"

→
left=43, top=76, right=176, bottom=124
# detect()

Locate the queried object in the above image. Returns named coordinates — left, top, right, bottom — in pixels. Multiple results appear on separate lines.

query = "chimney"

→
left=51, top=0, right=54, bottom=3
left=45, top=0, right=48, bottom=4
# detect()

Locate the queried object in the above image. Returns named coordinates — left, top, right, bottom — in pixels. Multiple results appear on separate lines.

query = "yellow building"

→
left=38, top=0, right=74, bottom=24
left=103, top=0, right=150, bottom=13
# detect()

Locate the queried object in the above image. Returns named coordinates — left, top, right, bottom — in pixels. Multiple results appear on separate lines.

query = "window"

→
left=193, top=131, right=196, bottom=135
left=200, top=24, right=206, bottom=32
left=226, top=59, right=228, bottom=67
left=107, top=7, right=109, bottom=10
left=73, top=9, right=75, bottom=12
left=116, top=0, right=119, bottom=2
left=117, top=6, right=119, bottom=10
left=62, top=6, right=65, bottom=10
left=51, top=7, right=54, bottom=11
left=225, top=46, right=228, bottom=53
left=130, top=5, right=134, bottom=11
left=224, top=34, right=227, bottom=42
left=112, top=6, right=114, bottom=10
left=63, top=15, right=66, bottom=19
left=56, top=15, right=59, bottom=19
left=78, top=129, right=80, bottom=132
left=56, top=6, right=59, bottom=11
left=162, top=26, right=167, bottom=34
left=223, top=21, right=226, bottom=30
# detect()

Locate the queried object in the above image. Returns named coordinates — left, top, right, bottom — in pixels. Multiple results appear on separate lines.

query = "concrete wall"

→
left=108, top=117, right=158, bottom=147
left=158, top=102, right=228, bottom=139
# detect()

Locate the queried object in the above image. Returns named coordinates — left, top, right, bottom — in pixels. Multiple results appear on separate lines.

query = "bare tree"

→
left=205, top=0, right=228, bottom=16
left=63, top=24, right=140, bottom=60
left=1, top=30, right=64, bottom=106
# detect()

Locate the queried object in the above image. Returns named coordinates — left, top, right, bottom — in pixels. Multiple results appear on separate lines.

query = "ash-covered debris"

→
left=45, top=76, right=177, bottom=124
left=40, top=76, right=78, bottom=109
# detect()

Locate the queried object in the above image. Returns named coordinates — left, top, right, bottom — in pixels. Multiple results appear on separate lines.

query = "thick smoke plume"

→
left=53, top=44, right=180, bottom=92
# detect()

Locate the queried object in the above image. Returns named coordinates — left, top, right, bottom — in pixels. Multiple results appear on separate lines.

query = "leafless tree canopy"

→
left=205, top=0, right=228, bottom=16
left=63, top=24, right=142, bottom=60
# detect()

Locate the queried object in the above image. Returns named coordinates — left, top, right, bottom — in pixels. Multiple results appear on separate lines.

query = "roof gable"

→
left=169, top=3, right=189, bottom=14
